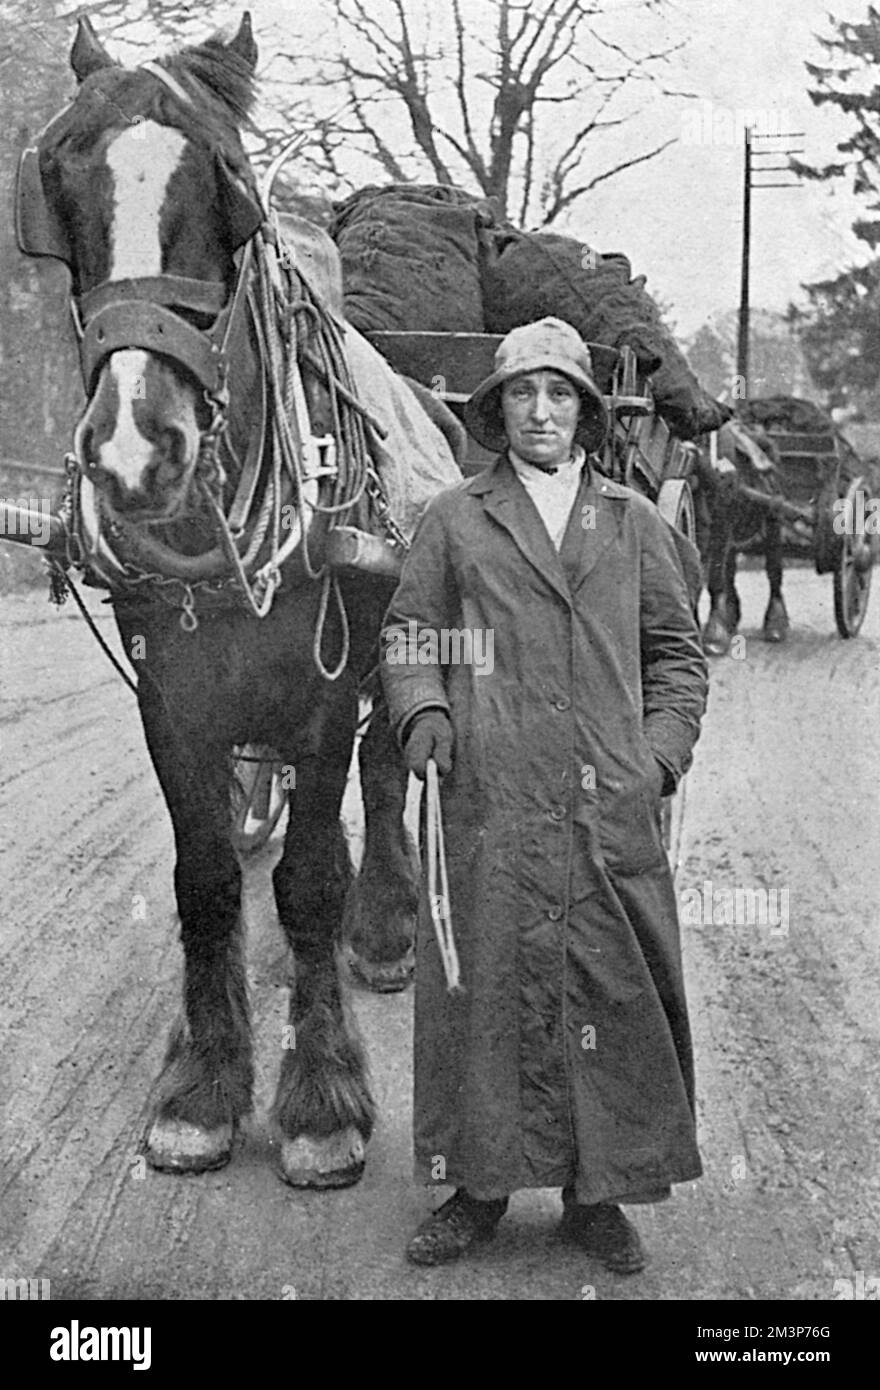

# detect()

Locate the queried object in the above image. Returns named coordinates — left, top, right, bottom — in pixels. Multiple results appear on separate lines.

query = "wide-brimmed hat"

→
left=464, top=317, right=609, bottom=454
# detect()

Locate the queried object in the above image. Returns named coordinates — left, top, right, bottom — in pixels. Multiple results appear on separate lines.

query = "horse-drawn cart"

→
left=706, top=410, right=877, bottom=640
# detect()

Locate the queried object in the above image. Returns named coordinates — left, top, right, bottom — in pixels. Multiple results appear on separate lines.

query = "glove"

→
left=403, top=711, right=453, bottom=780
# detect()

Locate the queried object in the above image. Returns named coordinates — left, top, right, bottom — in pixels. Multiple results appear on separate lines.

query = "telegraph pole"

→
left=737, top=127, right=752, bottom=388
left=737, top=127, right=804, bottom=398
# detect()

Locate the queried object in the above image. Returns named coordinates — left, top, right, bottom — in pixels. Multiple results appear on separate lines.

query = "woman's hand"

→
left=403, top=711, right=454, bottom=779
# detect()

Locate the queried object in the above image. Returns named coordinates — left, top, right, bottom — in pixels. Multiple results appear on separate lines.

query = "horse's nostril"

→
left=157, top=427, right=188, bottom=477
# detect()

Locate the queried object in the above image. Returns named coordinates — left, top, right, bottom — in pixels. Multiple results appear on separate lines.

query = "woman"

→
left=380, top=317, right=708, bottom=1273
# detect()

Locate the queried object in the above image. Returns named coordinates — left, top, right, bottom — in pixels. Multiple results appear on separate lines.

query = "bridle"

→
left=18, top=63, right=395, bottom=677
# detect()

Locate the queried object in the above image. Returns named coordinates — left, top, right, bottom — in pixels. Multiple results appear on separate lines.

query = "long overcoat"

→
left=380, top=453, right=709, bottom=1204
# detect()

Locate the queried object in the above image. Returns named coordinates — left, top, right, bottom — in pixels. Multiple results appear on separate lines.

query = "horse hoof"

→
left=144, top=1118, right=234, bottom=1174
left=763, top=605, right=789, bottom=643
left=344, top=945, right=414, bottom=994
left=278, top=1126, right=366, bottom=1188
left=701, top=619, right=732, bottom=657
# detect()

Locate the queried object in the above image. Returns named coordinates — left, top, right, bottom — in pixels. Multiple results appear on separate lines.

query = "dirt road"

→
left=1, top=566, right=878, bottom=1300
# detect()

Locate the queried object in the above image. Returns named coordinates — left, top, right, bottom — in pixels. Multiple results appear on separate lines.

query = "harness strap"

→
left=140, top=61, right=195, bottom=108
left=80, top=300, right=226, bottom=395
left=213, top=237, right=257, bottom=371
left=225, top=303, right=269, bottom=535
left=80, top=276, right=228, bottom=320
left=75, top=232, right=257, bottom=400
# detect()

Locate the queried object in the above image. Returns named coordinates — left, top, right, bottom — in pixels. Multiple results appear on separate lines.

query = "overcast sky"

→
left=595, top=0, right=871, bottom=338
left=243, top=0, right=875, bottom=340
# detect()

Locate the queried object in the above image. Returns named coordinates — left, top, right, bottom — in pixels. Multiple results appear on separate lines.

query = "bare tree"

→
left=274, top=0, right=690, bottom=224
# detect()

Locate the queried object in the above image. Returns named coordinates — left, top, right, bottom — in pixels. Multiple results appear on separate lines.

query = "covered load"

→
left=329, top=183, right=493, bottom=334
left=481, top=230, right=731, bottom=440
left=739, top=395, right=844, bottom=438
left=329, top=182, right=729, bottom=442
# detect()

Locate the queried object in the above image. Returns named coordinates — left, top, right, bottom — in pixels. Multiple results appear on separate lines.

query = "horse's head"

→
left=26, top=15, right=263, bottom=522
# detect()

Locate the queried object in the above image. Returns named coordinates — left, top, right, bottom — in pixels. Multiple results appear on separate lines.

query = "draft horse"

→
left=17, top=14, right=430, bottom=1185
left=698, top=420, right=789, bottom=655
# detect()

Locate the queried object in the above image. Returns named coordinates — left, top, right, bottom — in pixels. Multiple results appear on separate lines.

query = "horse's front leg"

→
left=271, top=704, right=375, bottom=1188
left=341, top=701, right=417, bottom=993
left=762, top=513, right=789, bottom=641
left=725, top=543, right=742, bottom=632
left=138, top=696, right=251, bottom=1174
left=702, top=484, right=738, bottom=656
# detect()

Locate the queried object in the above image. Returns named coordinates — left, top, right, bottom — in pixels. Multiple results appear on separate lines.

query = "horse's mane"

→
left=163, top=36, right=257, bottom=128
left=42, top=31, right=258, bottom=188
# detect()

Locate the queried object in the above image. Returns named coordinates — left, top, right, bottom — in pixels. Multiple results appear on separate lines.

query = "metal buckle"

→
left=301, top=433, right=337, bottom=480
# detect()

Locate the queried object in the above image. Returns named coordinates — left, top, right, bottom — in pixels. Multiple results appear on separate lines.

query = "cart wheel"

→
left=833, top=476, right=875, bottom=638
left=657, top=478, right=696, bottom=542
left=230, top=745, right=288, bottom=853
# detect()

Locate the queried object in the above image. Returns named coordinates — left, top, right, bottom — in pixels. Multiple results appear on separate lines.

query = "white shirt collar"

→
left=508, top=444, right=586, bottom=484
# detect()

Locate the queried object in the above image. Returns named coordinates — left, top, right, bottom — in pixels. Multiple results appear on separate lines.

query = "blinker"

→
left=15, top=141, right=263, bottom=266
left=215, top=153, right=265, bottom=252
left=15, top=146, right=72, bottom=265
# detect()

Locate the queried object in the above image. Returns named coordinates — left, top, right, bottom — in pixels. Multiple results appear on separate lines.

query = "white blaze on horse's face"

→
left=78, top=120, right=201, bottom=510
left=98, top=349, right=157, bottom=489
left=106, top=121, right=186, bottom=278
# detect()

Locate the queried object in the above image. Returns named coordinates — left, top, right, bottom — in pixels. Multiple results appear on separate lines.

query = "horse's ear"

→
left=71, top=16, right=113, bottom=82
left=227, top=13, right=258, bottom=71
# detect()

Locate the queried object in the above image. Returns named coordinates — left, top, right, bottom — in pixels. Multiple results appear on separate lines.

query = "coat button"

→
left=547, top=905, right=563, bottom=921
left=553, top=695, right=571, bottom=711
left=550, top=805, right=566, bottom=821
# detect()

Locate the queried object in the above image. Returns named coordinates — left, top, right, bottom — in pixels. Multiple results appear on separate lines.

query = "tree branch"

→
left=451, top=0, right=488, bottom=184
left=519, top=105, right=536, bottom=225
left=540, top=137, right=675, bottom=223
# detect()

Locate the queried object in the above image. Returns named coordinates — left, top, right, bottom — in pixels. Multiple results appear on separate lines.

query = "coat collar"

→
left=469, top=452, right=628, bottom=601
